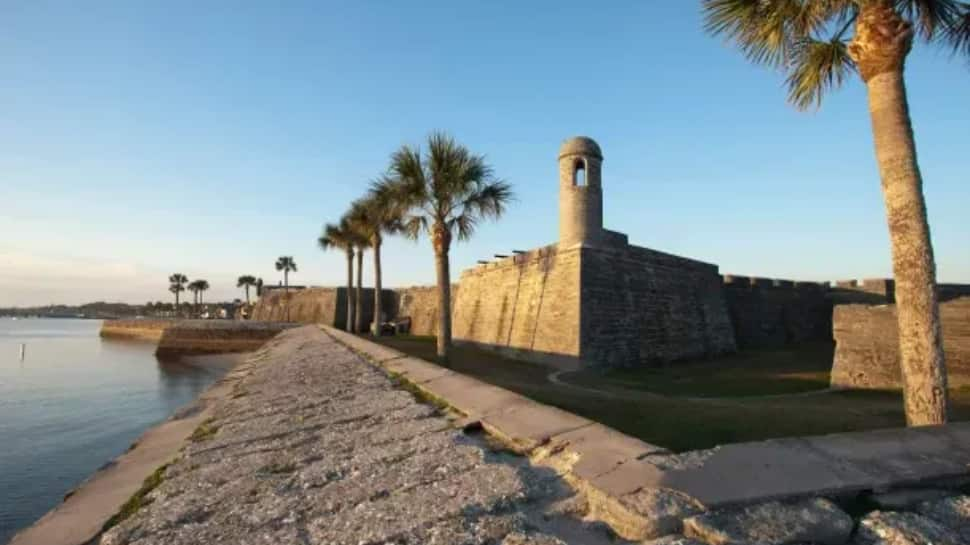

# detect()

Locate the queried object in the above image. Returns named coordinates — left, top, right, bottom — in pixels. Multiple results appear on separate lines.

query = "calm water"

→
left=0, top=319, right=236, bottom=543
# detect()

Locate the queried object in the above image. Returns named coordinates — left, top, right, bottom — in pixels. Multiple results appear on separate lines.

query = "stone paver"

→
left=99, top=326, right=620, bottom=545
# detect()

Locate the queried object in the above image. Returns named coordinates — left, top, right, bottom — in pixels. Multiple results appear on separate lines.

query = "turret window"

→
left=573, top=159, right=587, bottom=186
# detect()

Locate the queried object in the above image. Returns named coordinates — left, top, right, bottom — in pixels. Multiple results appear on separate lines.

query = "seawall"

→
left=831, top=297, right=970, bottom=389
left=100, top=319, right=294, bottom=357
left=100, top=319, right=176, bottom=341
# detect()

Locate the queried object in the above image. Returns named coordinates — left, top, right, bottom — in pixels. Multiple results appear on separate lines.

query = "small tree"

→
left=386, top=132, right=512, bottom=362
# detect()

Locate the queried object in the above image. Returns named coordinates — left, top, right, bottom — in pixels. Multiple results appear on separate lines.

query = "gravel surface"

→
left=100, top=325, right=619, bottom=545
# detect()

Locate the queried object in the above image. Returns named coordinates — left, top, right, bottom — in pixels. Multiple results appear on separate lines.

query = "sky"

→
left=1, top=1, right=967, bottom=307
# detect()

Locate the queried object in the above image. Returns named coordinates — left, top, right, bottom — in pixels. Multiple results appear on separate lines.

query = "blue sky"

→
left=1, top=1, right=967, bottom=306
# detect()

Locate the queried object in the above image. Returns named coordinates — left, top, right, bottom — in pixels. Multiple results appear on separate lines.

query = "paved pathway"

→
left=100, top=326, right=619, bottom=545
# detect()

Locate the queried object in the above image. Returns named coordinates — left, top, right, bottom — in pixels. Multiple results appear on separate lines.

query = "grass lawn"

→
left=567, top=342, right=836, bottom=398
left=368, top=335, right=970, bottom=453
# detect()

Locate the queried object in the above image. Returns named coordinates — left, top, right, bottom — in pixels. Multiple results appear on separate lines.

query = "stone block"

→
left=852, top=511, right=963, bottom=545
left=683, top=498, right=853, bottom=545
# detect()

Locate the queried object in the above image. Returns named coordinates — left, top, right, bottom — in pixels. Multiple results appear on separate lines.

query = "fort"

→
left=252, top=136, right=969, bottom=381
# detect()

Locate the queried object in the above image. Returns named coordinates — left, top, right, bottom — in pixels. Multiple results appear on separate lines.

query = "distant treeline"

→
left=0, top=300, right=242, bottom=319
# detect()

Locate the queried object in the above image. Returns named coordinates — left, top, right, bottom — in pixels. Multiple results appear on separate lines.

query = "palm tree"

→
left=318, top=218, right=360, bottom=332
left=237, top=275, right=257, bottom=304
left=187, top=280, right=203, bottom=316
left=344, top=219, right=371, bottom=334
left=385, top=132, right=512, bottom=362
left=347, top=187, right=405, bottom=335
left=196, top=279, right=210, bottom=307
left=168, top=273, right=188, bottom=317
left=275, top=256, right=297, bottom=321
left=703, top=0, right=969, bottom=425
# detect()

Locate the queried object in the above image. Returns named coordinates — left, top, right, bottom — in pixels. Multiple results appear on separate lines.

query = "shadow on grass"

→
left=367, top=334, right=970, bottom=452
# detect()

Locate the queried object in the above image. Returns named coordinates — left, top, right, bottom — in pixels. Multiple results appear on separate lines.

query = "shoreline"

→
left=8, top=352, right=251, bottom=545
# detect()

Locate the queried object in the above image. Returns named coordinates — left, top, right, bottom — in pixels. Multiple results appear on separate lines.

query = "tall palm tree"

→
left=237, top=275, right=257, bottom=304
left=275, top=256, right=297, bottom=321
left=385, top=132, right=512, bottom=362
left=318, top=218, right=359, bottom=332
left=344, top=219, right=371, bottom=334
left=348, top=187, right=405, bottom=336
left=168, top=273, right=188, bottom=317
left=703, top=0, right=969, bottom=425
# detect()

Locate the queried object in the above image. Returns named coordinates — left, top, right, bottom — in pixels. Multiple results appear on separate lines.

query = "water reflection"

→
left=0, top=319, right=238, bottom=543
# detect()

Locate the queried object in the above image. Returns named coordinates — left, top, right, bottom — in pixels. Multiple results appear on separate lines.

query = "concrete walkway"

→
left=97, top=326, right=623, bottom=545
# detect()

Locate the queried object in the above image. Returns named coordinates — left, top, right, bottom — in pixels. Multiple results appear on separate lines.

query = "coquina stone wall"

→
left=452, top=245, right=582, bottom=368
left=582, top=243, right=736, bottom=366
left=250, top=286, right=394, bottom=330
left=721, top=276, right=832, bottom=349
left=393, top=285, right=457, bottom=337
left=830, top=297, right=970, bottom=389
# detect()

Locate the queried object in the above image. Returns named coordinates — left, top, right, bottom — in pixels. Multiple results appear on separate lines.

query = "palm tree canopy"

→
left=275, top=256, right=297, bottom=272
left=187, top=280, right=203, bottom=292
left=703, top=0, right=970, bottom=109
left=346, top=182, right=406, bottom=242
left=386, top=132, right=513, bottom=244
left=318, top=218, right=359, bottom=253
left=169, top=273, right=188, bottom=287
left=197, top=280, right=210, bottom=291
left=237, top=275, right=257, bottom=288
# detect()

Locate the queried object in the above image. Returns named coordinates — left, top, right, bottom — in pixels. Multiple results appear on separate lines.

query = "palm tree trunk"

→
left=865, top=69, right=948, bottom=425
left=345, top=250, right=355, bottom=331
left=284, top=270, right=290, bottom=322
left=245, top=286, right=250, bottom=305
left=434, top=249, right=453, bottom=363
left=373, top=235, right=382, bottom=336
left=355, top=248, right=364, bottom=334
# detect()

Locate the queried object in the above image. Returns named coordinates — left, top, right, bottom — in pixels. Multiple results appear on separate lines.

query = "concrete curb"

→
left=324, top=326, right=970, bottom=541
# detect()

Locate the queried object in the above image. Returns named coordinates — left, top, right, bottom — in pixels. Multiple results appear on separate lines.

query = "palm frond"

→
left=703, top=0, right=804, bottom=67
left=896, top=0, right=966, bottom=41
left=940, top=1, right=970, bottom=55
left=448, top=213, right=478, bottom=242
left=786, top=38, right=855, bottom=110
left=401, top=214, right=428, bottom=241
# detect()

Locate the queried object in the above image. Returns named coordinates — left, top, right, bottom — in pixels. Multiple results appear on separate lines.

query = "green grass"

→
left=369, top=335, right=970, bottom=452
left=569, top=341, right=835, bottom=398
left=102, top=463, right=170, bottom=531
left=188, top=419, right=219, bottom=442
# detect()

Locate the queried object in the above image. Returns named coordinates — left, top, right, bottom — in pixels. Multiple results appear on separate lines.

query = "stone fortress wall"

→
left=451, top=245, right=582, bottom=368
left=831, top=297, right=970, bottom=389
left=250, top=136, right=970, bottom=372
